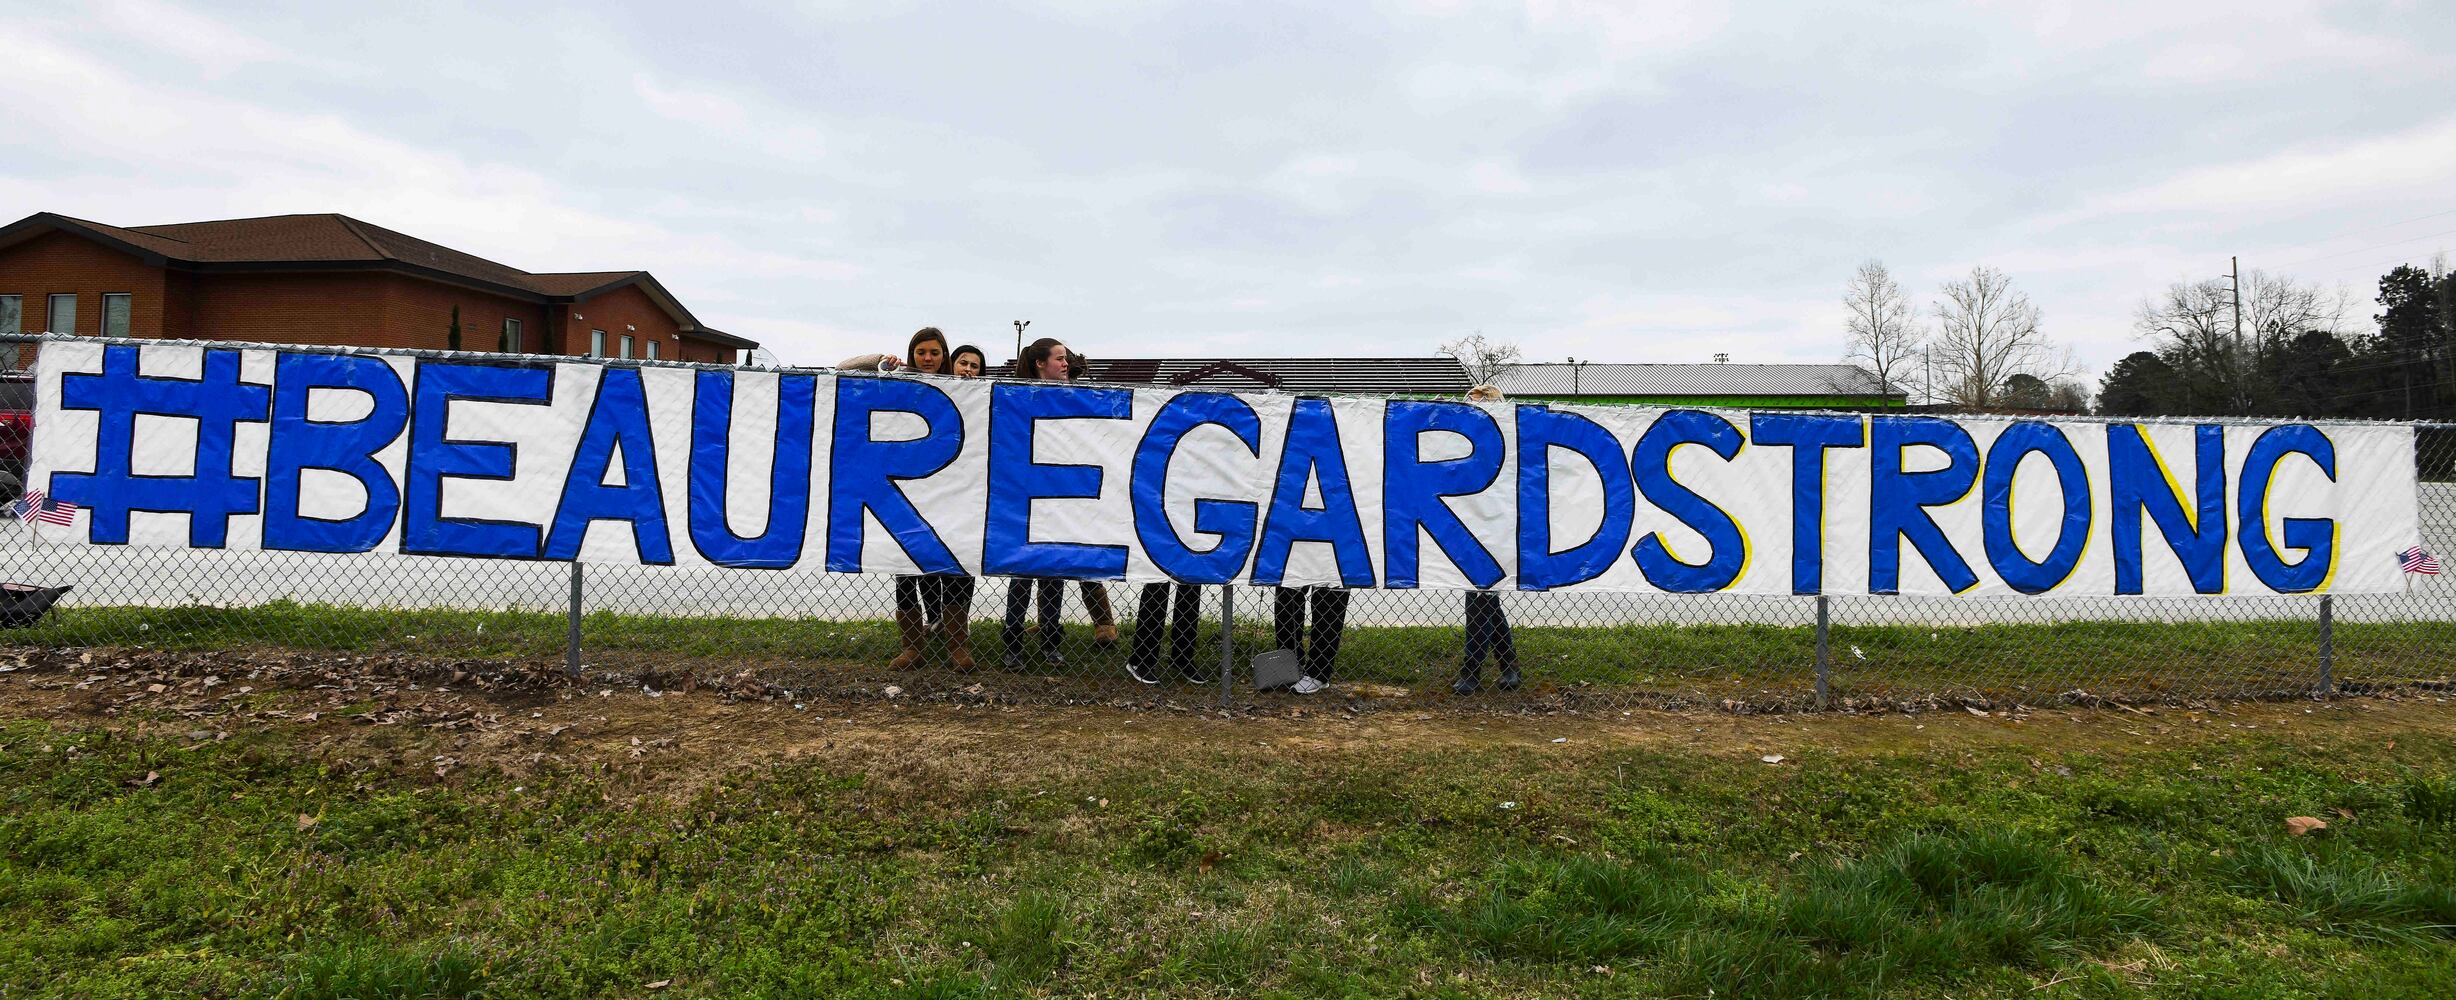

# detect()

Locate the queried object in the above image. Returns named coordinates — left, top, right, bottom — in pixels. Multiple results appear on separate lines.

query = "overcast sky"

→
left=10, top=1, right=2455, bottom=378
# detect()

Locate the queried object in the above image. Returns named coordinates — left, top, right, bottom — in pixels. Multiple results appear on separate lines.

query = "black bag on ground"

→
left=0, top=584, right=70, bottom=629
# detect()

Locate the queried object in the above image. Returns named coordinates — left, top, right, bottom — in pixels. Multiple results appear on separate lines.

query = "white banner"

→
left=26, top=340, right=2422, bottom=596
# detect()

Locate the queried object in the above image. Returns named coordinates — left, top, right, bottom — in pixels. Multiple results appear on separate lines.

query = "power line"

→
left=2303, top=206, right=2456, bottom=246
left=2301, top=353, right=2447, bottom=380
left=2127, top=337, right=2450, bottom=383
left=2253, top=206, right=2456, bottom=263
left=2323, top=375, right=2456, bottom=404
left=2270, top=225, right=2456, bottom=270
left=2308, top=247, right=2452, bottom=282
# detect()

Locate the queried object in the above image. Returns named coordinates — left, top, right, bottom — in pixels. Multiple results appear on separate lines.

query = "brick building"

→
left=0, top=212, right=756, bottom=369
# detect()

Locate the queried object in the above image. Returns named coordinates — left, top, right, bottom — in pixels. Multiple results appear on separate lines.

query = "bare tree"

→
left=1439, top=331, right=1523, bottom=385
left=2135, top=278, right=2238, bottom=411
left=1927, top=265, right=2067, bottom=408
left=2242, top=270, right=2347, bottom=344
left=2136, top=269, right=2346, bottom=414
left=1840, top=259, right=1923, bottom=399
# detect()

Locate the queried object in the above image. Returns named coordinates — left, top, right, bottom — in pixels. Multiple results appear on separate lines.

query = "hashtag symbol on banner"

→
left=50, top=346, right=271, bottom=546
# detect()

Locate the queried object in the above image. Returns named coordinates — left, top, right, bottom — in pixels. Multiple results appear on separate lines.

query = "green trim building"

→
left=1490, top=363, right=1905, bottom=410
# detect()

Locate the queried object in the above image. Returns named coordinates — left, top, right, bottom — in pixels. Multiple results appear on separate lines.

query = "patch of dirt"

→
left=3, top=645, right=2452, bottom=802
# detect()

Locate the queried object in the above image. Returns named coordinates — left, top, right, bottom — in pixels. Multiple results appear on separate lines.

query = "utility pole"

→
left=2230, top=255, right=2243, bottom=352
left=2228, top=256, right=2255, bottom=414
left=1012, top=320, right=1031, bottom=375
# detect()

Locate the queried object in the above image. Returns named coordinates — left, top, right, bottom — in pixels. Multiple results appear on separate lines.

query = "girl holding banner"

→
left=1455, top=384, right=1519, bottom=695
left=932, top=340, right=988, bottom=670
left=843, top=328, right=979, bottom=672
left=1062, top=350, right=1123, bottom=650
left=948, top=344, right=986, bottom=378
left=1002, top=337, right=1079, bottom=669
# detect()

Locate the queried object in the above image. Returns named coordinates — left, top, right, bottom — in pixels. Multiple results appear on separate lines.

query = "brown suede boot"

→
left=1082, top=582, right=1120, bottom=647
left=941, top=602, right=976, bottom=672
left=887, top=608, right=927, bottom=670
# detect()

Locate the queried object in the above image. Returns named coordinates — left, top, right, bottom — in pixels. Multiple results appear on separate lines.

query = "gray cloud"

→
left=9, top=0, right=2454, bottom=379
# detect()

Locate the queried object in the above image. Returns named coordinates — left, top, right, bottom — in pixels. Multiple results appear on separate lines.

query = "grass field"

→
left=12, top=600, right=2455, bottom=707
left=2, top=648, right=2454, bottom=998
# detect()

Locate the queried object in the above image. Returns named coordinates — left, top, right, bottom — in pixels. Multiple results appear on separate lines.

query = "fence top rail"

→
left=7, top=332, right=2455, bottom=429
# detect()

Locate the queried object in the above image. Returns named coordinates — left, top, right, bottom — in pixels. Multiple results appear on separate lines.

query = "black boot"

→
left=1497, top=658, right=1521, bottom=692
left=1453, top=661, right=1481, bottom=696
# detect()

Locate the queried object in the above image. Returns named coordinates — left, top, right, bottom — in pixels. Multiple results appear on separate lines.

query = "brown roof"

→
left=3, top=211, right=755, bottom=350
left=54, top=217, right=195, bottom=258
left=121, top=214, right=387, bottom=262
left=524, top=270, right=648, bottom=296
left=107, top=214, right=608, bottom=296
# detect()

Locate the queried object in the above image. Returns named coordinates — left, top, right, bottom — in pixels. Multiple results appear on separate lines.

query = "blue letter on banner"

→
left=826, top=375, right=964, bottom=574
left=263, top=352, right=407, bottom=553
left=1980, top=422, right=2090, bottom=594
left=403, top=361, right=552, bottom=558
left=1382, top=400, right=1505, bottom=589
left=1132, top=392, right=1262, bottom=584
left=687, top=370, right=816, bottom=569
left=2108, top=423, right=2227, bottom=594
left=1516, top=405, right=1634, bottom=591
left=1868, top=416, right=1981, bottom=594
left=1749, top=413, right=1864, bottom=595
left=2237, top=424, right=2334, bottom=593
left=1630, top=410, right=1749, bottom=593
left=543, top=368, right=674, bottom=564
left=985, top=382, right=1133, bottom=579
left=1253, top=398, right=1376, bottom=587
left=52, top=346, right=270, bottom=547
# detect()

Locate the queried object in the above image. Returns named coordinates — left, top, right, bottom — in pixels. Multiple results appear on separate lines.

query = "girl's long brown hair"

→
left=948, top=344, right=986, bottom=375
left=907, top=327, right=949, bottom=374
left=1016, top=337, right=1067, bottom=379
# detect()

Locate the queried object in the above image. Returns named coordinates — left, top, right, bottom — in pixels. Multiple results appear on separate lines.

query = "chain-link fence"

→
left=3, top=341, right=2450, bottom=713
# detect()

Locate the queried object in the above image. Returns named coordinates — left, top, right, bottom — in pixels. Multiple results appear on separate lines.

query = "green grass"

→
left=11, top=600, right=2454, bottom=705
left=2225, top=845, right=2456, bottom=941
left=265, top=942, right=492, bottom=1000
left=4, top=706, right=2456, bottom=998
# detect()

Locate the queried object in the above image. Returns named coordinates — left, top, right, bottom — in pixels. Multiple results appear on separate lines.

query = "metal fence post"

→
left=1814, top=595, right=1832, bottom=710
left=2318, top=594, right=2334, bottom=698
left=1218, top=584, right=1235, bottom=709
left=566, top=562, right=584, bottom=678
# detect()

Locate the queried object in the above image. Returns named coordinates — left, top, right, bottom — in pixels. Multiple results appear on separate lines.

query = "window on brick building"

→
left=102, top=294, right=131, bottom=337
left=1, top=295, right=19, bottom=369
left=645, top=340, right=659, bottom=360
left=620, top=334, right=633, bottom=359
left=590, top=329, right=605, bottom=357
left=47, top=294, right=76, bottom=335
left=501, top=318, right=522, bottom=353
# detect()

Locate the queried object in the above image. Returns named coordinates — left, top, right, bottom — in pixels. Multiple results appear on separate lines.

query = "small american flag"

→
left=11, top=489, right=77, bottom=527
left=2400, top=545, right=2443, bottom=576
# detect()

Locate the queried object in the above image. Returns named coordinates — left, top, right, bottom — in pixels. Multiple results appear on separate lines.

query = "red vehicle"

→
left=0, top=373, right=31, bottom=497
